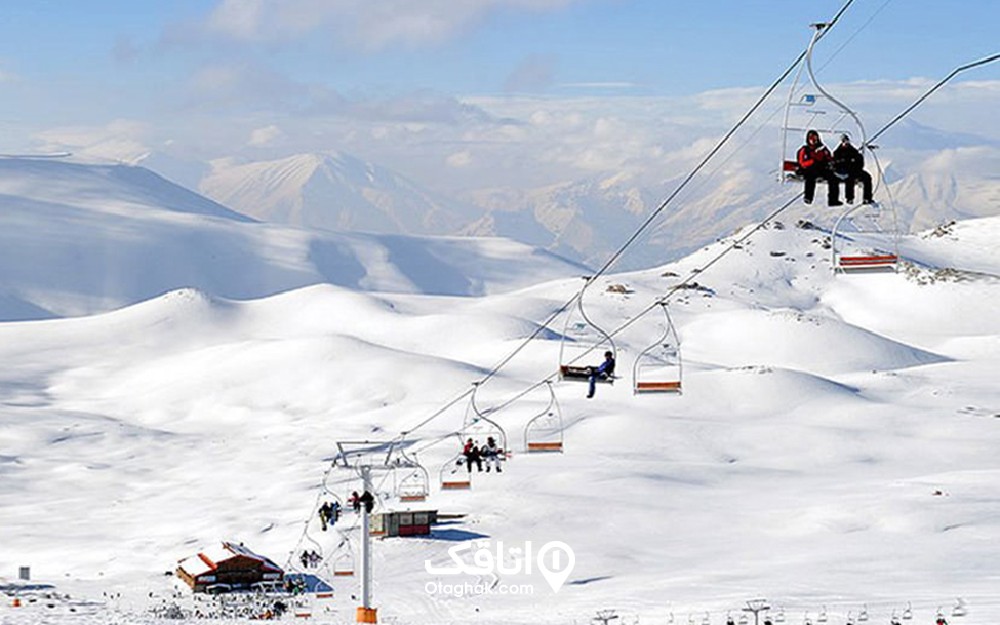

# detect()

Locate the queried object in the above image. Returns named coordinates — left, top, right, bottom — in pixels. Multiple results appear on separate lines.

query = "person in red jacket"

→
left=797, top=129, right=842, bottom=207
left=462, top=437, right=483, bottom=473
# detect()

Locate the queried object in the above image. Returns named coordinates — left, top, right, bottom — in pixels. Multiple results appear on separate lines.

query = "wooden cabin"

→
left=176, top=541, right=283, bottom=593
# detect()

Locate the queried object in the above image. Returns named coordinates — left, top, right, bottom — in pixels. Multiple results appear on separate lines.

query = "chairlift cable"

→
left=805, top=25, right=868, bottom=148
left=867, top=52, right=1000, bottom=146
left=290, top=3, right=861, bottom=529
left=376, top=0, right=860, bottom=454
left=468, top=0, right=858, bottom=395
left=340, top=50, right=1000, bottom=473
left=470, top=191, right=807, bottom=419
left=816, top=0, right=895, bottom=75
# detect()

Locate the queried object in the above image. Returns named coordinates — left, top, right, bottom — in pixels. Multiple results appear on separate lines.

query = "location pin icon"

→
left=536, top=541, right=575, bottom=592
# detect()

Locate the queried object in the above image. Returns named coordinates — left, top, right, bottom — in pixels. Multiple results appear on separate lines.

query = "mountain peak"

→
left=199, top=150, right=483, bottom=235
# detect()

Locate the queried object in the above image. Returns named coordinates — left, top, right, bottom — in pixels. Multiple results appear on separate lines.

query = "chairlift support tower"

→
left=357, top=465, right=376, bottom=623
left=743, top=598, right=771, bottom=625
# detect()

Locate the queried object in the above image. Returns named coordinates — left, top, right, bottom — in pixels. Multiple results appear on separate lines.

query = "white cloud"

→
left=184, top=62, right=309, bottom=110
left=446, top=150, right=473, bottom=168
left=34, top=120, right=152, bottom=163
left=203, top=0, right=581, bottom=50
left=248, top=125, right=285, bottom=146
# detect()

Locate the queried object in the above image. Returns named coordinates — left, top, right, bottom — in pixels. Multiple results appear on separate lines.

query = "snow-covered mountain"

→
left=0, top=157, right=589, bottom=321
left=2, top=200, right=999, bottom=623
left=199, top=152, right=485, bottom=235
left=124, top=121, right=1000, bottom=273
left=464, top=136, right=1000, bottom=269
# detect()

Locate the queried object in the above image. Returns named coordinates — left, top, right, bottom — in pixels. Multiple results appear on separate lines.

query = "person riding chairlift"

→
left=796, top=129, right=842, bottom=207
left=481, top=436, right=504, bottom=473
left=586, top=350, right=616, bottom=399
left=832, top=132, right=874, bottom=204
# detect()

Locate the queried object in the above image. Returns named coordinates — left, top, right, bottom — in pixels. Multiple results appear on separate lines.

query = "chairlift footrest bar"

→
left=526, top=442, right=564, bottom=453
left=635, top=381, right=682, bottom=393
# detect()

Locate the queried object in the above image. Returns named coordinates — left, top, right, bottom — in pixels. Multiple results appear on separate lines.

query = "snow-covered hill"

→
left=2, top=211, right=999, bottom=624
left=0, top=157, right=587, bottom=320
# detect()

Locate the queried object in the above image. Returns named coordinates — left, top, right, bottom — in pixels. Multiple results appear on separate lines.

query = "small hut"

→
left=176, top=541, right=283, bottom=593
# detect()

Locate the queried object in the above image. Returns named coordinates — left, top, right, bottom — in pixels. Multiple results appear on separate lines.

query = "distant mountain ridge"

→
left=183, top=122, right=999, bottom=271
left=199, top=152, right=484, bottom=235
left=0, top=157, right=589, bottom=321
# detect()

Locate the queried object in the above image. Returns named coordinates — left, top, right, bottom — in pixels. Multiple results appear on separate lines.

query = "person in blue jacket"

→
left=587, top=351, right=615, bottom=398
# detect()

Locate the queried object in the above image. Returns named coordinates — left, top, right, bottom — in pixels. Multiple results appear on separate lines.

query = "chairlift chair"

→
left=632, top=302, right=682, bottom=394
left=901, top=602, right=912, bottom=620
left=524, top=381, right=565, bottom=453
left=464, top=382, right=509, bottom=454
left=439, top=445, right=473, bottom=491
left=831, top=201, right=899, bottom=273
left=396, top=464, right=430, bottom=502
left=332, top=544, right=356, bottom=577
left=387, top=440, right=431, bottom=502
left=439, top=384, right=510, bottom=490
left=780, top=23, right=867, bottom=186
left=559, top=287, right=617, bottom=382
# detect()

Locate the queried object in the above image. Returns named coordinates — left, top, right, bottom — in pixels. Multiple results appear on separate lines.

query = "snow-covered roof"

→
left=178, top=541, right=282, bottom=577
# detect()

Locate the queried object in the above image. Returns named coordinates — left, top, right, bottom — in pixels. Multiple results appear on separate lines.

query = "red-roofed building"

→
left=176, top=541, right=284, bottom=592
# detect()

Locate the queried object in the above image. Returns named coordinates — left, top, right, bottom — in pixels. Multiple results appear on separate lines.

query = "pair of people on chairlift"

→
left=797, top=129, right=874, bottom=206
left=461, top=436, right=504, bottom=473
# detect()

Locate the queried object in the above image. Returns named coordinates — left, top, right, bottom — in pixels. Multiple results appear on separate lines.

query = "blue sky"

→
left=2, top=1, right=997, bottom=109
left=0, top=0, right=996, bottom=188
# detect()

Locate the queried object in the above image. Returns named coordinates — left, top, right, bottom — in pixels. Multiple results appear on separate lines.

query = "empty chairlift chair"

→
left=831, top=201, right=899, bottom=273
left=386, top=440, right=430, bottom=503
left=632, top=303, right=682, bottom=394
left=523, top=381, right=565, bottom=453
left=397, top=466, right=430, bottom=502
left=331, top=537, right=356, bottom=577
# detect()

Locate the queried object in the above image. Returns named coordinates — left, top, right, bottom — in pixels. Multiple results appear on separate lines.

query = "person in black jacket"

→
left=797, top=129, right=842, bottom=206
left=832, top=133, right=874, bottom=204
left=358, top=490, right=375, bottom=514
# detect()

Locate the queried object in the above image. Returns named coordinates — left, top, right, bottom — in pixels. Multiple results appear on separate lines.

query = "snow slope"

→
left=1, top=213, right=999, bottom=624
left=0, top=157, right=587, bottom=320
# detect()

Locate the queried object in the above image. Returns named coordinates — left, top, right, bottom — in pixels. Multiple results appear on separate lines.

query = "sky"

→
left=0, top=0, right=997, bottom=190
